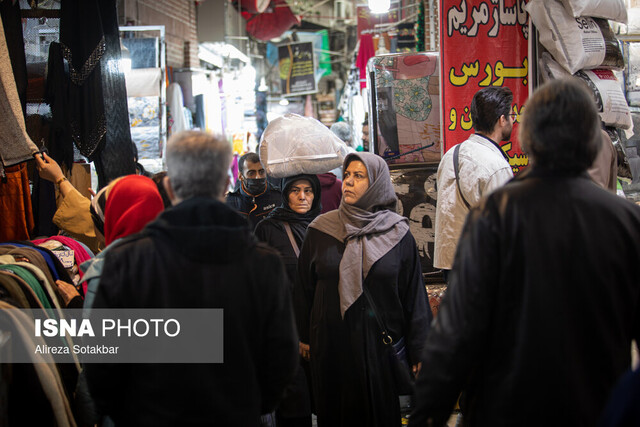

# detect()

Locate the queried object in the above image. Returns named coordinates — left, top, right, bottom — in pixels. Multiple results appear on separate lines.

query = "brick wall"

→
left=119, top=0, right=199, bottom=68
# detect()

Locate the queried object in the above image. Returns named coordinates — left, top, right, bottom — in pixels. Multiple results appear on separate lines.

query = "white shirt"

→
left=434, top=134, right=514, bottom=269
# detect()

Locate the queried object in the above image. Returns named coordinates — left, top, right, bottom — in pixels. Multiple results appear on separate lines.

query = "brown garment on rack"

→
left=0, top=246, right=57, bottom=294
left=0, top=163, right=34, bottom=241
left=0, top=301, right=78, bottom=427
left=0, top=270, right=31, bottom=308
left=0, top=270, right=43, bottom=311
left=55, top=279, right=82, bottom=308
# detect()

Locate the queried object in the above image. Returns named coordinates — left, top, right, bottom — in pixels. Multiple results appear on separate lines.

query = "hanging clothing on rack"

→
left=167, top=82, right=188, bottom=136
left=46, top=42, right=75, bottom=171
left=0, top=17, right=38, bottom=168
left=356, top=34, right=375, bottom=90
left=0, top=0, right=27, bottom=115
left=60, top=0, right=135, bottom=189
left=0, top=163, right=35, bottom=241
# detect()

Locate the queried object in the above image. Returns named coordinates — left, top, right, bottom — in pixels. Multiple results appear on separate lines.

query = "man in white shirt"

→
left=434, top=87, right=515, bottom=280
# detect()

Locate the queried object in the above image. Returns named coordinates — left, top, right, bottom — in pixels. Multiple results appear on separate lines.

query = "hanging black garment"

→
left=0, top=0, right=27, bottom=115
left=60, top=0, right=134, bottom=188
left=45, top=42, right=75, bottom=172
left=92, top=0, right=135, bottom=188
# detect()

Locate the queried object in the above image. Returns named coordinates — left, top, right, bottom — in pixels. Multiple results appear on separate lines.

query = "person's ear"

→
left=163, top=175, right=179, bottom=204
left=219, top=176, right=231, bottom=201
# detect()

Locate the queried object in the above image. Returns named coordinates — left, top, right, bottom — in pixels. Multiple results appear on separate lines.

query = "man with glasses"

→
left=434, top=87, right=515, bottom=283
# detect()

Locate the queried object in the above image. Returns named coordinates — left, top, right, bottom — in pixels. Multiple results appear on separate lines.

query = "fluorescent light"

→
left=368, top=0, right=390, bottom=14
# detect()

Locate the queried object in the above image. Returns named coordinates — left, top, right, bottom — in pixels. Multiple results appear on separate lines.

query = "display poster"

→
left=278, top=42, right=317, bottom=97
left=440, top=0, right=530, bottom=173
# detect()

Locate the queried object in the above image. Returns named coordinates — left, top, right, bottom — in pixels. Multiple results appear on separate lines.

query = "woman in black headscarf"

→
left=254, top=173, right=322, bottom=427
left=295, top=152, right=432, bottom=427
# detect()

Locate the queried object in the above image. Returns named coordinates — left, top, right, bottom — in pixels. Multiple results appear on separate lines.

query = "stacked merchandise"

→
left=612, top=4, right=640, bottom=184
left=527, top=0, right=632, bottom=134
left=611, top=5, right=640, bottom=109
left=0, top=237, right=90, bottom=426
left=527, top=0, right=637, bottom=189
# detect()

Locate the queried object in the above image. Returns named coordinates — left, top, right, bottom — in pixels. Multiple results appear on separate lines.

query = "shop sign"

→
left=278, top=42, right=317, bottom=96
left=440, top=0, right=530, bottom=173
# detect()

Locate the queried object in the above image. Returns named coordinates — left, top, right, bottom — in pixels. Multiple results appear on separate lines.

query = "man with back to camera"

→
left=226, top=152, right=281, bottom=228
left=409, top=79, right=640, bottom=426
left=434, top=86, right=514, bottom=282
left=84, top=131, right=299, bottom=427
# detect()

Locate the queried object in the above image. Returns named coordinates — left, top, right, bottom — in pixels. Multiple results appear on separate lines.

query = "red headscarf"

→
left=104, top=175, right=164, bottom=246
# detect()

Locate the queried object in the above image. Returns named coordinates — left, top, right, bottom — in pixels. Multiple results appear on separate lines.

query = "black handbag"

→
left=363, top=288, right=415, bottom=395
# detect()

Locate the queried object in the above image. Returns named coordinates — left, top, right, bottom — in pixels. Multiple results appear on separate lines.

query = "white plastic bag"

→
left=259, top=114, right=350, bottom=178
left=575, top=69, right=633, bottom=130
left=539, top=53, right=632, bottom=130
left=526, top=0, right=624, bottom=74
left=559, top=0, right=627, bottom=24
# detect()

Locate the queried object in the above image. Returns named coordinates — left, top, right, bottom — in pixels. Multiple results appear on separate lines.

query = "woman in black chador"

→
left=295, top=152, right=432, bottom=427
left=255, top=174, right=322, bottom=427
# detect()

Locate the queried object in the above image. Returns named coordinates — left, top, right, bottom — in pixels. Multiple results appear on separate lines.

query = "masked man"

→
left=226, top=152, right=281, bottom=228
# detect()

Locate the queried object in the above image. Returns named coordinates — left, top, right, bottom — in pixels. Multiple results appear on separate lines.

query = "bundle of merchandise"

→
left=259, top=113, right=350, bottom=178
left=527, top=0, right=633, bottom=136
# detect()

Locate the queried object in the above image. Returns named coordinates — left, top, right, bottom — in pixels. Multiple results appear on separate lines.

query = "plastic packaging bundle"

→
left=526, top=0, right=624, bottom=74
left=627, top=43, right=640, bottom=107
left=259, top=114, right=350, bottom=178
left=539, top=53, right=632, bottom=130
left=559, top=0, right=628, bottom=24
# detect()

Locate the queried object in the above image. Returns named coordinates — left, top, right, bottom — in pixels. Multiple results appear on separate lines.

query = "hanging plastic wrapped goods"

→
left=259, top=114, right=350, bottom=178
left=627, top=43, right=640, bottom=107
left=539, top=52, right=633, bottom=131
left=526, top=0, right=624, bottom=74
left=559, top=0, right=628, bottom=24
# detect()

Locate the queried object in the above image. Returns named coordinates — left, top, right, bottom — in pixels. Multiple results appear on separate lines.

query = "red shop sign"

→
left=439, top=0, right=530, bottom=173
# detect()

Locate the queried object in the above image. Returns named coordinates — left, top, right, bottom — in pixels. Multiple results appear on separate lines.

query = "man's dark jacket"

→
left=226, top=182, right=281, bottom=229
left=85, top=197, right=298, bottom=427
left=410, top=168, right=640, bottom=427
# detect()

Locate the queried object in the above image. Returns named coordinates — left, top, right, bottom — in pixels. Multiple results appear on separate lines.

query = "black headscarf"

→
left=265, top=174, right=322, bottom=245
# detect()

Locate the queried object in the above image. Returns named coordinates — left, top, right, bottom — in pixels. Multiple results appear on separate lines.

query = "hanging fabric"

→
left=0, top=163, right=35, bottom=241
left=0, top=0, right=27, bottom=114
left=60, top=0, right=135, bottom=188
left=46, top=42, right=75, bottom=171
left=0, top=17, right=39, bottom=167
left=167, top=82, right=188, bottom=135
left=356, top=34, right=375, bottom=90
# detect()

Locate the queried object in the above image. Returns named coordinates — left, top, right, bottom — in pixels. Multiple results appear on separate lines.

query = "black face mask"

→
left=243, top=178, right=266, bottom=195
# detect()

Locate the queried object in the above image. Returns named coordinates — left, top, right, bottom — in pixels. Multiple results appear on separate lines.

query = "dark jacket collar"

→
left=146, top=197, right=255, bottom=262
left=516, top=166, right=591, bottom=181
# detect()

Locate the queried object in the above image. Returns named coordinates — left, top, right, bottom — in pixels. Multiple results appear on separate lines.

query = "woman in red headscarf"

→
left=81, top=175, right=164, bottom=310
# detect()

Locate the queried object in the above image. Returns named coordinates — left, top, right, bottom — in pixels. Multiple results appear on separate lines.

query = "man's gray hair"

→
left=166, top=131, right=232, bottom=200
